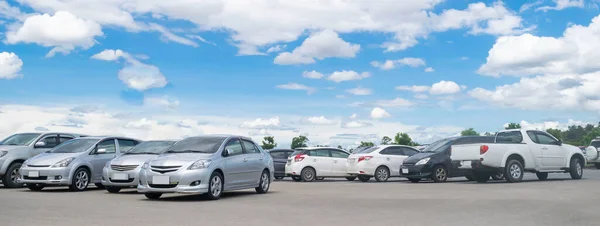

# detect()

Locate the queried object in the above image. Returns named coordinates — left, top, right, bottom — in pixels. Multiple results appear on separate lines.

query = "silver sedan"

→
left=137, top=135, right=274, bottom=200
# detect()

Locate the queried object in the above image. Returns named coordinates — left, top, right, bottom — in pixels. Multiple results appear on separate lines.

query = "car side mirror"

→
left=223, top=149, right=233, bottom=157
left=34, top=141, right=46, bottom=148
left=96, top=148, right=107, bottom=154
left=557, top=140, right=562, bottom=145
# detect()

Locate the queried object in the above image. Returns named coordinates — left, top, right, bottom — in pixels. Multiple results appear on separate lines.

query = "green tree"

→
left=359, top=141, right=375, bottom=147
left=337, top=145, right=343, bottom=149
left=546, top=128, right=562, bottom=140
left=505, top=123, right=521, bottom=130
left=291, top=135, right=309, bottom=149
left=461, top=128, right=479, bottom=136
left=315, top=144, right=329, bottom=147
left=393, top=133, right=413, bottom=145
left=380, top=136, right=392, bottom=145
left=483, top=132, right=494, bottom=136
left=261, top=136, right=277, bottom=150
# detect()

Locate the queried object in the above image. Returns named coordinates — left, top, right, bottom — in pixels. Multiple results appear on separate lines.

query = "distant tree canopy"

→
left=261, top=136, right=277, bottom=150
left=380, top=136, right=392, bottom=145
left=291, top=135, right=309, bottom=149
left=393, top=133, right=419, bottom=146
left=505, top=123, right=522, bottom=130
left=359, top=141, right=375, bottom=147
left=461, top=128, right=479, bottom=136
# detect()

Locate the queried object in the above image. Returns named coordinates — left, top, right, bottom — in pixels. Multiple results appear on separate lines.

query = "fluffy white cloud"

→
left=91, top=49, right=126, bottom=61
left=0, top=52, right=23, bottom=79
left=267, top=45, right=286, bottom=53
left=519, top=1, right=544, bottom=12
left=302, top=70, right=324, bottom=79
left=341, top=120, right=372, bottom=128
left=370, top=107, right=391, bottom=119
left=275, top=83, right=316, bottom=94
left=349, top=114, right=358, bottom=119
left=346, top=87, right=372, bottom=96
left=424, top=67, right=435, bottom=72
left=307, top=116, right=336, bottom=125
left=118, top=62, right=168, bottom=91
left=143, top=96, right=180, bottom=110
left=327, top=70, right=371, bottom=83
left=536, top=0, right=584, bottom=12
left=396, top=85, right=430, bottom=93
left=274, top=29, right=360, bottom=65
left=375, top=98, right=415, bottom=108
left=430, top=80, right=462, bottom=95
left=146, top=23, right=199, bottom=47
left=511, top=119, right=589, bottom=131
left=371, top=57, right=426, bottom=70
left=5, top=11, right=103, bottom=57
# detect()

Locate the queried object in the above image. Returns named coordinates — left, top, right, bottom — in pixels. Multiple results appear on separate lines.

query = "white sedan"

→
left=346, top=145, right=420, bottom=182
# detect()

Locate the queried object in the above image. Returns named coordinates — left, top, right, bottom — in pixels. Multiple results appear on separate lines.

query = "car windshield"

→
left=164, top=137, right=226, bottom=154
left=354, top=146, right=377, bottom=154
left=0, top=133, right=41, bottom=146
left=50, top=139, right=100, bottom=153
left=421, top=138, right=455, bottom=153
left=124, top=141, right=176, bottom=155
left=591, top=141, right=600, bottom=148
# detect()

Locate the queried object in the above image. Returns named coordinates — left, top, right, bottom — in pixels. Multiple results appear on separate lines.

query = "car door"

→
left=241, top=139, right=264, bottom=183
left=30, top=134, right=60, bottom=157
left=534, top=131, right=565, bottom=168
left=379, top=147, right=408, bottom=177
left=308, top=149, right=334, bottom=177
left=221, top=138, right=247, bottom=188
left=329, top=150, right=350, bottom=176
left=89, top=139, right=117, bottom=181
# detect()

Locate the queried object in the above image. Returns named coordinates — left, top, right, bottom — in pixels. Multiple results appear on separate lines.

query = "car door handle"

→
left=259, top=157, right=263, bottom=161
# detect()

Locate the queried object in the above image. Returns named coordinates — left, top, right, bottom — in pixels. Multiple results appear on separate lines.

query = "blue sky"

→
left=1, top=0, right=599, bottom=148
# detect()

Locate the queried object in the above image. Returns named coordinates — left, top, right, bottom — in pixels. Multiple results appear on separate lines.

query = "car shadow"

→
left=141, top=190, right=279, bottom=202
left=19, top=186, right=105, bottom=193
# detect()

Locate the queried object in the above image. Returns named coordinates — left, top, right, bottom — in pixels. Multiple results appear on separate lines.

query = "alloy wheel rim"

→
left=304, top=170, right=314, bottom=180
left=436, top=168, right=446, bottom=180
left=378, top=169, right=388, bottom=180
left=10, top=168, right=19, bottom=183
left=261, top=173, right=269, bottom=190
left=576, top=160, right=582, bottom=176
left=76, top=171, right=88, bottom=190
left=510, top=164, right=521, bottom=179
left=211, top=176, right=222, bottom=197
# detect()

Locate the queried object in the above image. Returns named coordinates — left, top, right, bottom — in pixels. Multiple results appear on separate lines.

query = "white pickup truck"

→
left=466, top=129, right=586, bottom=183
left=584, top=138, right=600, bottom=169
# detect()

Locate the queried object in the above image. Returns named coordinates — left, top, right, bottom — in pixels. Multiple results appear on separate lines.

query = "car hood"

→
left=26, top=153, right=81, bottom=166
left=0, top=145, right=28, bottom=152
left=150, top=153, right=214, bottom=166
left=111, top=154, right=158, bottom=166
left=403, top=152, right=437, bottom=164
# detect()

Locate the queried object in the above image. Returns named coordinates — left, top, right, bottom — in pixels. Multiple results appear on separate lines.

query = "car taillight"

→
left=480, top=145, right=489, bottom=155
left=358, top=156, right=372, bottom=162
left=294, top=154, right=306, bottom=162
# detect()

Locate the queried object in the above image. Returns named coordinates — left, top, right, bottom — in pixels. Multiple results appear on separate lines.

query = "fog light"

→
left=55, top=176, right=62, bottom=180
left=190, top=180, right=201, bottom=186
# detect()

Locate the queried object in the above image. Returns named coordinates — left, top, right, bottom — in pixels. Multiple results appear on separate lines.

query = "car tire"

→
left=106, top=186, right=121, bottom=193
left=274, top=176, right=284, bottom=180
left=345, top=176, right=356, bottom=181
left=94, top=183, right=105, bottom=189
left=504, top=159, right=524, bottom=183
left=408, top=178, right=421, bottom=183
left=569, top=157, right=583, bottom=180
left=300, top=167, right=316, bottom=182
left=2, top=162, right=24, bottom=188
left=26, top=183, right=44, bottom=191
left=255, top=170, right=271, bottom=194
left=292, top=176, right=302, bottom=182
left=536, top=172, right=548, bottom=180
left=374, top=166, right=390, bottom=182
left=145, top=193, right=162, bottom=200
left=491, top=172, right=504, bottom=180
left=69, top=168, right=90, bottom=191
left=465, top=175, right=474, bottom=181
left=431, top=165, right=448, bottom=183
left=474, top=172, right=490, bottom=183
left=204, top=171, right=224, bottom=200
left=357, top=175, right=371, bottom=182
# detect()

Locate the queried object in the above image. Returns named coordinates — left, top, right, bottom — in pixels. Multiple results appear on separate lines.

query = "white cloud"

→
left=275, top=83, right=316, bottom=94
left=267, top=45, right=286, bottom=53
left=414, top=94, right=428, bottom=99
left=512, top=119, right=589, bottom=131
left=460, top=56, right=469, bottom=60
left=274, top=29, right=360, bottom=65
left=430, top=80, right=462, bottom=95
left=346, top=87, right=372, bottom=96
left=118, top=62, right=168, bottom=91
left=370, top=107, right=391, bottom=119
left=5, top=11, right=103, bottom=57
left=143, top=96, right=180, bottom=110
left=349, top=114, right=358, bottom=119
left=327, top=70, right=371, bottom=83
left=0, top=52, right=23, bottom=79
left=375, top=98, right=414, bottom=108
left=302, top=70, right=324, bottom=79
left=519, top=1, right=544, bottom=12
left=536, top=0, right=584, bottom=12
left=91, top=49, right=126, bottom=61
left=396, top=85, right=430, bottom=93
left=146, top=23, right=198, bottom=47
left=424, top=67, right=435, bottom=72
left=371, top=57, right=426, bottom=70
left=239, top=116, right=294, bottom=131
left=306, top=116, right=336, bottom=125
left=341, top=120, right=372, bottom=128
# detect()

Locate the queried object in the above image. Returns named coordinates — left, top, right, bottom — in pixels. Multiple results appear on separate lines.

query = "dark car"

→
left=268, top=149, right=295, bottom=180
left=399, top=136, right=495, bottom=183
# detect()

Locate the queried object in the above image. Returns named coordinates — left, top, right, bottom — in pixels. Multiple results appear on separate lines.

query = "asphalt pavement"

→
left=2, top=170, right=600, bottom=226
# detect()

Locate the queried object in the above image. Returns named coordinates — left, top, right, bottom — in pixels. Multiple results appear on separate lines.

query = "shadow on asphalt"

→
left=141, top=190, right=280, bottom=202
left=16, top=186, right=105, bottom=193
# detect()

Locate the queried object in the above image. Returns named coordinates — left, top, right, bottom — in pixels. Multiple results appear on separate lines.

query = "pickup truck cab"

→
left=471, top=129, right=586, bottom=183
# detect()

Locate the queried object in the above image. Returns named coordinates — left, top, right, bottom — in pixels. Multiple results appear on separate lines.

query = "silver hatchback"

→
left=137, top=135, right=274, bottom=200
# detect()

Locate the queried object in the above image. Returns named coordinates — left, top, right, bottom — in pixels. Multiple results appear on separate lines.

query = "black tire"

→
left=2, top=162, right=24, bottom=188
left=106, top=186, right=121, bottom=193
left=431, top=165, right=448, bottom=183
left=204, top=171, right=224, bottom=200
left=274, top=176, right=284, bottom=180
left=357, top=175, right=371, bottom=182
left=292, top=176, right=302, bottom=182
left=345, top=176, right=357, bottom=181
left=300, top=167, right=316, bottom=182
left=26, top=183, right=44, bottom=191
left=94, top=183, right=105, bottom=189
left=504, top=159, right=524, bottom=183
left=255, top=170, right=270, bottom=194
left=69, top=168, right=90, bottom=191
left=374, top=166, right=390, bottom=182
left=474, top=172, right=490, bottom=183
left=408, top=178, right=421, bottom=183
left=145, top=193, right=162, bottom=200
left=569, top=157, right=583, bottom=180
left=536, top=172, right=548, bottom=181
left=491, top=172, right=504, bottom=180
left=465, top=175, right=474, bottom=181
left=595, top=163, right=600, bottom=169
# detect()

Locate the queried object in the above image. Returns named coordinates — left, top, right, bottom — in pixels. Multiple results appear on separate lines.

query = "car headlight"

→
left=52, top=157, right=75, bottom=168
left=188, top=159, right=211, bottom=170
left=0, top=151, right=7, bottom=158
left=415, top=157, right=430, bottom=165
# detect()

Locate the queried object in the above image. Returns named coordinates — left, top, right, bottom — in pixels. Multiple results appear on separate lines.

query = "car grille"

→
left=148, top=183, right=178, bottom=188
left=24, top=176, right=48, bottom=180
left=111, top=165, right=139, bottom=171
left=109, top=178, right=135, bottom=183
left=150, top=165, right=182, bottom=174
left=402, top=163, right=415, bottom=167
left=27, top=165, right=50, bottom=167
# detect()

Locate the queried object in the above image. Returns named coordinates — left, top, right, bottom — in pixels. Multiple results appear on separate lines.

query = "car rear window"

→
left=496, top=131, right=523, bottom=143
left=591, top=141, right=600, bottom=148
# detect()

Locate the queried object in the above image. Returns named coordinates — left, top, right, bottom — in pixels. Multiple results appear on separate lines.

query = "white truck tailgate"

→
left=451, top=144, right=482, bottom=169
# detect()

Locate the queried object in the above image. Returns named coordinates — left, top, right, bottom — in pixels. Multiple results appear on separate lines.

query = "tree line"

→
left=260, top=132, right=420, bottom=152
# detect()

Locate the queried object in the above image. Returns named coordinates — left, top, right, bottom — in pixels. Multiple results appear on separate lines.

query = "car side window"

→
left=381, top=147, right=404, bottom=155
left=330, top=150, right=349, bottom=158
left=402, top=147, right=419, bottom=156
left=59, top=136, right=74, bottom=143
left=535, top=132, right=558, bottom=145
left=241, top=140, right=261, bottom=154
left=526, top=131, right=539, bottom=143
left=224, top=139, right=244, bottom=156
left=40, top=136, right=59, bottom=148
left=269, top=151, right=287, bottom=159
left=96, top=139, right=117, bottom=154
left=118, top=139, right=137, bottom=152
left=496, top=131, right=523, bottom=143
left=309, top=149, right=330, bottom=157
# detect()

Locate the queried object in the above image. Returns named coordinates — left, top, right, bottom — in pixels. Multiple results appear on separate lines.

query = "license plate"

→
left=401, top=168, right=409, bottom=174
left=112, top=173, right=128, bottom=180
left=28, top=171, right=39, bottom=177
left=152, top=176, right=169, bottom=185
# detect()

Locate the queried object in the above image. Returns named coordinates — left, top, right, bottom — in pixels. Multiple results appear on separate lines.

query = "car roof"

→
left=77, top=136, right=140, bottom=141
left=14, top=132, right=88, bottom=136
left=186, top=134, right=253, bottom=140
left=268, top=148, right=294, bottom=152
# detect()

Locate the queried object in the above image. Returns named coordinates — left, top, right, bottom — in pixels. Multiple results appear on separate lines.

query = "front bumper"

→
left=18, top=166, right=71, bottom=185
left=101, top=167, right=141, bottom=187
left=137, top=167, right=210, bottom=194
left=399, top=164, right=433, bottom=178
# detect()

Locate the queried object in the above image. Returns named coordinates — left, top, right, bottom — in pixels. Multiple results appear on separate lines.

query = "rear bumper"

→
left=471, top=160, right=502, bottom=173
left=285, top=163, right=302, bottom=176
left=399, top=164, right=433, bottom=178
left=345, top=162, right=377, bottom=176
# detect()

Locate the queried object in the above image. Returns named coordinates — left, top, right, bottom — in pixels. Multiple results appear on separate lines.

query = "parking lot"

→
left=1, top=170, right=600, bottom=226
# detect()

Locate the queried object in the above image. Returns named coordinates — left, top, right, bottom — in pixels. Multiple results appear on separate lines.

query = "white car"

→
left=584, top=138, right=600, bottom=168
left=285, top=147, right=353, bottom=182
left=346, top=145, right=420, bottom=182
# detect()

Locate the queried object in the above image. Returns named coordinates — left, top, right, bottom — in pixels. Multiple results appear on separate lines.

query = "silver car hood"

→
left=150, top=153, right=214, bottom=166
left=0, top=145, right=28, bottom=152
left=111, top=154, right=159, bottom=166
left=27, top=153, right=81, bottom=166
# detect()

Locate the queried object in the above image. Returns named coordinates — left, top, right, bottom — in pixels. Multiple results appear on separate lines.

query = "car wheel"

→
left=204, top=171, right=224, bottom=200
left=255, top=170, right=271, bottom=194
left=431, top=165, right=448, bottom=183
left=69, top=168, right=90, bottom=191
left=345, top=176, right=356, bottom=181
left=569, top=157, right=583, bottom=180
left=145, top=193, right=162, bottom=200
left=292, top=176, right=302, bottom=182
left=374, top=166, right=390, bottom=182
left=94, top=183, right=105, bottom=189
left=408, top=178, right=421, bottom=183
left=505, top=159, right=524, bottom=183
left=300, top=167, right=316, bottom=182
left=274, top=176, right=284, bottom=180
left=536, top=172, right=548, bottom=180
left=357, top=175, right=371, bottom=182
left=465, top=175, right=474, bottom=181
left=474, top=172, right=490, bottom=183
left=106, top=186, right=121, bottom=193
left=26, top=183, right=44, bottom=191
left=491, top=172, right=504, bottom=180
left=2, top=162, right=24, bottom=188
